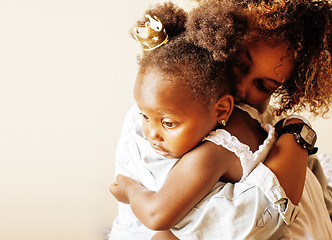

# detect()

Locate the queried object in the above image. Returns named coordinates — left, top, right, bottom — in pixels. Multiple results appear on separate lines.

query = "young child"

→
left=109, top=1, right=332, bottom=239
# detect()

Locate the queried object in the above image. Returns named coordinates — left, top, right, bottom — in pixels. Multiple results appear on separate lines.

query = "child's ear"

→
left=214, top=94, right=234, bottom=124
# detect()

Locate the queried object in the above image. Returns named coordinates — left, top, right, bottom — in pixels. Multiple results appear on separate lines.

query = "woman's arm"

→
left=110, top=141, right=233, bottom=230
left=264, top=118, right=309, bottom=205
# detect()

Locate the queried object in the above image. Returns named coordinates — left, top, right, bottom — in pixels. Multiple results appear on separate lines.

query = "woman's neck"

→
left=224, top=107, right=267, bottom=152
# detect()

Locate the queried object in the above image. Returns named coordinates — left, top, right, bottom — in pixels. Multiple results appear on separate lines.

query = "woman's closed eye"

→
left=254, top=79, right=276, bottom=94
left=233, top=58, right=249, bottom=74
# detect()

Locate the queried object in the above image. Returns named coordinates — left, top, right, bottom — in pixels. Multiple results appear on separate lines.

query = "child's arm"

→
left=264, top=118, right=309, bottom=205
left=110, top=141, right=235, bottom=230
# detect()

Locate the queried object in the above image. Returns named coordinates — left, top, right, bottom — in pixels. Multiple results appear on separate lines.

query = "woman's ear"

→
left=214, top=94, right=234, bottom=125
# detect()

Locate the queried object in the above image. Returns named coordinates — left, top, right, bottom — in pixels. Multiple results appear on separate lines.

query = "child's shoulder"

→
left=191, top=140, right=238, bottom=159
left=184, top=140, right=243, bottom=182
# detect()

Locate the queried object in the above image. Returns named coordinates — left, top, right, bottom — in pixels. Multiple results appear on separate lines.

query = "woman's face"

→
left=232, top=41, right=295, bottom=106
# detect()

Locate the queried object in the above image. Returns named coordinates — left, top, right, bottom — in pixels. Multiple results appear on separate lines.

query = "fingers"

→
left=109, top=174, right=137, bottom=195
left=109, top=174, right=129, bottom=193
left=112, top=179, right=118, bottom=186
left=109, top=175, right=121, bottom=193
left=109, top=174, right=124, bottom=190
left=109, top=174, right=132, bottom=204
left=109, top=181, right=117, bottom=191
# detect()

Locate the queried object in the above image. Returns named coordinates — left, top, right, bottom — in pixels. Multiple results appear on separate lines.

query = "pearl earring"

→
left=221, top=120, right=226, bottom=126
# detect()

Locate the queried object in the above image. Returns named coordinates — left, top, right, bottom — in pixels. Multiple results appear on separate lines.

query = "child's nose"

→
left=149, top=127, right=162, bottom=141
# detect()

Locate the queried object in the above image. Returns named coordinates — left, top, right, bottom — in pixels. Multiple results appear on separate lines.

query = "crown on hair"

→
left=132, top=15, right=168, bottom=51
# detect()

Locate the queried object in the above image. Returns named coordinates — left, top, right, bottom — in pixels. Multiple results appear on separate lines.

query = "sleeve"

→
left=246, top=162, right=300, bottom=225
left=113, top=105, right=141, bottom=180
left=281, top=114, right=332, bottom=218
left=308, top=154, right=332, bottom=219
left=171, top=162, right=294, bottom=240
left=282, top=114, right=312, bottom=127
left=109, top=105, right=157, bottom=240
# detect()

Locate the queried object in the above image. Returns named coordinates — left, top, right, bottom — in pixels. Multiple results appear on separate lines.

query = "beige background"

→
left=0, top=1, right=330, bottom=240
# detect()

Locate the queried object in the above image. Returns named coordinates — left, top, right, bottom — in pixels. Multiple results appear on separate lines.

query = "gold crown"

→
left=132, top=15, right=168, bottom=51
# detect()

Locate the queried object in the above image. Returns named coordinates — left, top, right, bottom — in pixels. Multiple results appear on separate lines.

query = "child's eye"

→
left=139, top=112, right=149, bottom=122
left=162, top=120, right=178, bottom=129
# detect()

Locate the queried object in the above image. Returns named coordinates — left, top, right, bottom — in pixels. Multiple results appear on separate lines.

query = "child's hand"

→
left=110, top=174, right=140, bottom=204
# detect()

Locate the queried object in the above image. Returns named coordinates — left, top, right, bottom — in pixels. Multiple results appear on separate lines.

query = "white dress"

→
left=204, top=103, right=277, bottom=181
left=171, top=104, right=287, bottom=239
left=109, top=104, right=332, bottom=240
left=171, top=104, right=332, bottom=240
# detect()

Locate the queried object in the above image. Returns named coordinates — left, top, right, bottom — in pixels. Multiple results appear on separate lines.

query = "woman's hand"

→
left=110, top=174, right=141, bottom=204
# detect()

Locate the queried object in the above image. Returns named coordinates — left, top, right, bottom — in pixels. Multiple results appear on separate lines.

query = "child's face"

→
left=134, top=70, right=218, bottom=159
left=232, top=41, right=294, bottom=106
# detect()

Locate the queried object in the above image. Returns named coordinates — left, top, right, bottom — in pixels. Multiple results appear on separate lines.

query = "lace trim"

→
left=235, top=103, right=273, bottom=133
left=204, top=103, right=277, bottom=181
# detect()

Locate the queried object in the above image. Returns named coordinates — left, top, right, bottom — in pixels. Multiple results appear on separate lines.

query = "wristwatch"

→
left=279, top=123, right=318, bottom=155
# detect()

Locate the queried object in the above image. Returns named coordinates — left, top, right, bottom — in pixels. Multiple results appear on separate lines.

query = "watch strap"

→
left=279, top=123, right=318, bottom=155
left=279, top=123, right=303, bottom=135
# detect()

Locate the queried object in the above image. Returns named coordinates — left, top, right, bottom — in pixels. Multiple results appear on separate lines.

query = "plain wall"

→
left=0, top=1, right=331, bottom=240
left=0, top=1, right=151, bottom=240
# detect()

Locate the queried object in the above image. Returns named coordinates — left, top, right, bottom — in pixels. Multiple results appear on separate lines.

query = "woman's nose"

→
left=236, top=75, right=252, bottom=100
left=235, top=84, right=248, bottom=101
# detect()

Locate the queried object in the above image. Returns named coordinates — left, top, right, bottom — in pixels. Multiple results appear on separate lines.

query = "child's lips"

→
left=152, top=144, right=169, bottom=157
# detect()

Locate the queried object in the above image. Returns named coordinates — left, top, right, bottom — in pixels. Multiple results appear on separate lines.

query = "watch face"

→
left=300, top=125, right=317, bottom=145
